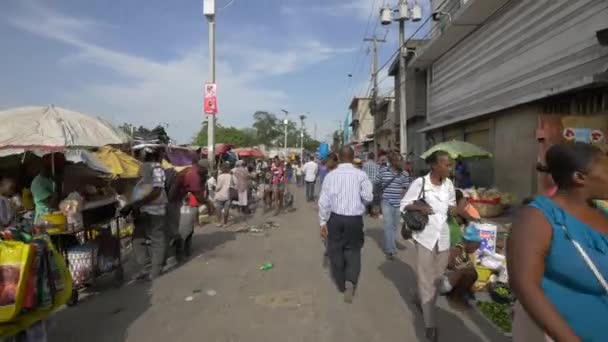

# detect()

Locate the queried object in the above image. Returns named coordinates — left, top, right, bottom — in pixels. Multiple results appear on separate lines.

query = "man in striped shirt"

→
left=375, top=152, right=412, bottom=260
left=318, top=146, right=374, bottom=303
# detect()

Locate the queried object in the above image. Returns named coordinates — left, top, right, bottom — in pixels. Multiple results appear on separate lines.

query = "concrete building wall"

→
left=492, top=105, right=539, bottom=201
left=427, top=0, right=608, bottom=127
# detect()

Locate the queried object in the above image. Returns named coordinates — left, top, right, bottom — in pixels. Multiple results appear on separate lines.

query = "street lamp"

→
left=380, top=0, right=423, bottom=157
left=299, top=114, right=307, bottom=161
left=281, top=109, right=289, bottom=157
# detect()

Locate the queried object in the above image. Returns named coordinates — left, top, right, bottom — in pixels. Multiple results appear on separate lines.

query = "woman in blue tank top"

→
left=508, top=142, right=608, bottom=342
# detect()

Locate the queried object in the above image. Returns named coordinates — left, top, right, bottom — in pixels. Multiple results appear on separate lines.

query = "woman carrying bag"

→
left=400, top=150, right=457, bottom=342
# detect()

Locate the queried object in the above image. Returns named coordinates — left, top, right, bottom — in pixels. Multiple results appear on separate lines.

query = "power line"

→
left=340, top=0, right=379, bottom=103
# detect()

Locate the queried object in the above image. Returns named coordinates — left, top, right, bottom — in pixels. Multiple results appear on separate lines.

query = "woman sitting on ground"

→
left=439, top=225, right=482, bottom=304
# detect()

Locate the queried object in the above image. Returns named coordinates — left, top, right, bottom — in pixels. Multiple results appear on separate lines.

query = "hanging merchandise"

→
left=0, top=241, right=34, bottom=323
left=66, top=244, right=98, bottom=287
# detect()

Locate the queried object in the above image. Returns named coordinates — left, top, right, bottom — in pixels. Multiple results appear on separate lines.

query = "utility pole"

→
left=397, top=0, right=408, bottom=156
left=364, top=36, right=386, bottom=109
left=204, top=0, right=216, bottom=170
left=364, top=36, right=385, bottom=155
left=281, top=109, right=289, bottom=158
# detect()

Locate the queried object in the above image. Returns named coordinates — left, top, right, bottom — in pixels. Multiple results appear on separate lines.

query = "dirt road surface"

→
left=48, top=187, right=509, bottom=342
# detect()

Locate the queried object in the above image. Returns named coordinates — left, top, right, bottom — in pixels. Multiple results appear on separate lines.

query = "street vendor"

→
left=439, top=225, right=482, bottom=304
left=31, top=154, right=65, bottom=223
left=121, top=146, right=168, bottom=281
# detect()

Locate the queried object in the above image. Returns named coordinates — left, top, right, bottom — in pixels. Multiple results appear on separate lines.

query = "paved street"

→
left=48, top=188, right=508, bottom=342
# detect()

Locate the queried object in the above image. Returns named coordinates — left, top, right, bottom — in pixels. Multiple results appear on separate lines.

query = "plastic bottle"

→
left=259, top=262, right=274, bottom=271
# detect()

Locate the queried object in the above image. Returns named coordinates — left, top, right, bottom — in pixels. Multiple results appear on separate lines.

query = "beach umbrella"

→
left=0, top=105, right=130, bottom=154
left=420, top=140, right=492, bottom=160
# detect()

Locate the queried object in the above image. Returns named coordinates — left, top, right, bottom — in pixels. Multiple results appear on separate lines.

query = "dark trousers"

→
left=305, top=181, right=315, bottom=202
left=327, top=213, right=364, bottom=292
left=133, top=212, right=167, bottom=278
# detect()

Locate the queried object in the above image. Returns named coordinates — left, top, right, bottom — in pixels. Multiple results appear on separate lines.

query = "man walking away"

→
left=302, top=156, right=318, bottom=202
left=318, top=146, right=373, bottom=303
left=375, top=152, right=411, bottom=260
left=167, top=159, right=208, bottom=261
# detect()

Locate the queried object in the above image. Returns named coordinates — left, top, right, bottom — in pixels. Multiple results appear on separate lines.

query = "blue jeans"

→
left=382, top=202, right=401, bottom=254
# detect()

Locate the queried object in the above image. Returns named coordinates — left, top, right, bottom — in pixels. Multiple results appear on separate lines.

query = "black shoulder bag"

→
left=401, top=178, right=430, bottom=238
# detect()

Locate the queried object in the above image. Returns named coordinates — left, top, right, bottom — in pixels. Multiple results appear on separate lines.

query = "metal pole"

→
left=207, top=15, right=216, bottom=170
left=398, top=4, right=408, bottom=156
left=284, top=120, right=288, bottom=157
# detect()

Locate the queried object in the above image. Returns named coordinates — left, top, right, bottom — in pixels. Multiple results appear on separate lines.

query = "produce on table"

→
left=477, top=301, right=512, bottom=332
left=495, top=287, right=510, bottom=297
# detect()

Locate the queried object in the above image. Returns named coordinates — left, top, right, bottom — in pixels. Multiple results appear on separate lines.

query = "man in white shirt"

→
left=318, top=147, right=373, bottom=303
left=400, top=150, right=456, bottom=342
left=302, top=156, right=319, bottom=202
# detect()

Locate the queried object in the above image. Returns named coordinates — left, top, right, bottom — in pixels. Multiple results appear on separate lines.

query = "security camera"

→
left=597, top=28, right=608, bottom=46
left=432, top=11, right=451, bottom=21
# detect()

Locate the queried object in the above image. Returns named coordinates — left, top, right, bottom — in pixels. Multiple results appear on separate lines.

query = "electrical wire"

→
left=339, top=0, right=379, bottom=110
left=218, top=0, right=235, bottom=11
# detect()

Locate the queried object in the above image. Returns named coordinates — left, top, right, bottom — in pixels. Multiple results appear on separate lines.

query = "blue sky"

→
left=0, top=0, right=430, bottom=143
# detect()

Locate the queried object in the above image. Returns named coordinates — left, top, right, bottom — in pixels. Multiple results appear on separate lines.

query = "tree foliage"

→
left=193, top=121, right=257, bottom=147
left=192, top=112, right=321, bottom=151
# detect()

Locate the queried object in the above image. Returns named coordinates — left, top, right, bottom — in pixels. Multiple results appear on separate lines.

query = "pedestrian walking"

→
left=400, top=150, right=456, bottom=342
left=302, top=156, right=318, bottom=202
left=363, top=152, right=380, bottom=217
left=121, top=147, right=168, bottom=281
left=214, top=162, right=232, bottom=227
left=375, top=152, right=411, bottom=260
left=234, top=160, right=251, bottom=214
left=271, top=157, right=286, bottom=214
left=508, top=142, right=608, bottom=342
left=167, top=158, right=208, bottom=260
left=294, top=161, right=303, bottom=187
left=318, top=146, right=373, bottom=303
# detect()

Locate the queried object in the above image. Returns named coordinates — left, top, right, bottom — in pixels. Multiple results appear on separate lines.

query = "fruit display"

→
left=477, top=301, right=512, bottom=333
left=464, top=188, right=514, bottom=206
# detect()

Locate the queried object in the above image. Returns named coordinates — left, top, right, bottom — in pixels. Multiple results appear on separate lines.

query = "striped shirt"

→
left=318, top=163, right=374, bottom=225
left=375, top=166, right=412, bottom=207
left=362, top=160, right=379, bottom=183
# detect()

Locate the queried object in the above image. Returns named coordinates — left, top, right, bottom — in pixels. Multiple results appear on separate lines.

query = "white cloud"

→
left=280, top=0, right=382, bottom=21
left=5, top=1, right=351, bottom=143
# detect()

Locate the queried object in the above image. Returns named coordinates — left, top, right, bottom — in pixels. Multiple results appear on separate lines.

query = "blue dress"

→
left=530, top=196, right=608, bottom=341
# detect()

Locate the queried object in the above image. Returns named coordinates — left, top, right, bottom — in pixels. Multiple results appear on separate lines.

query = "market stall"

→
left=0, top=106, right=131, bottom=339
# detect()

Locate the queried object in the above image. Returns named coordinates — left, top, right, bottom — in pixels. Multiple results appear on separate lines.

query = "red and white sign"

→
left=591, top=129, right=604, bottom=144
left=563, top=127, right=575, bottom=141
left=204, top=83, right=218, bottom=115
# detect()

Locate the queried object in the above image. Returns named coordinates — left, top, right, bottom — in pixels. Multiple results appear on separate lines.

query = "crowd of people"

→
left=313, top=142, right=607, bottom=342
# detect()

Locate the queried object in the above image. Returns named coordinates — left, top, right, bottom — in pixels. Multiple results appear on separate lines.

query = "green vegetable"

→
left=495, top=287, right=510, bottom=296
left=477, top=301, right=512, bottom=332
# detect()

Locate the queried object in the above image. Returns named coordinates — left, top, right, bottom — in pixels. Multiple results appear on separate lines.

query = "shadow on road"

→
left=190, top=228, right=236, bottom=255
left=48, top=265, right=153, bottom=342
left=378, top=257, right=488, bottom=342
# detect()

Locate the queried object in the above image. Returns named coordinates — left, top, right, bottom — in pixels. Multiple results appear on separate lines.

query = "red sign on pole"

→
left=204, top=83, right=217, bottom=115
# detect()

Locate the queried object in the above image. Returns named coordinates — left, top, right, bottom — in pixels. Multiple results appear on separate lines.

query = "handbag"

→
left=401, top=177, right=430, bottom=233
left=229, top=176, right=239, bottom=202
